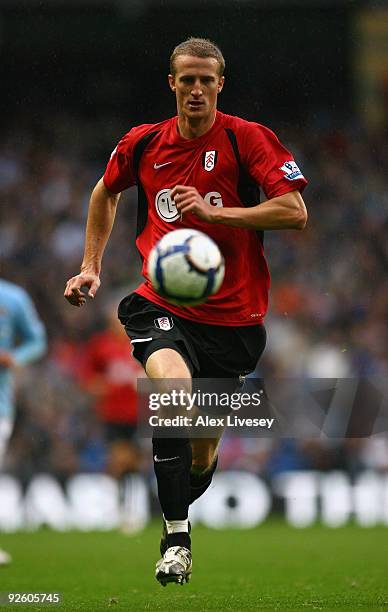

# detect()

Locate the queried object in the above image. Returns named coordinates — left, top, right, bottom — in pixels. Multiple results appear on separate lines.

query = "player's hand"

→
left=171, top=185, right=216, bottom=223
left=0, top=351, right=16, bottom=369
left=64, top=271, right=101, bottom=307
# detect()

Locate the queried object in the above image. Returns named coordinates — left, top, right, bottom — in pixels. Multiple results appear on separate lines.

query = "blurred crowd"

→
left=1, top=113, right=387, bottom=482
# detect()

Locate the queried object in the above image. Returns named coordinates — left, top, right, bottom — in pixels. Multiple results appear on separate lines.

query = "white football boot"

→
left=0, top=548, right=11, bottom=566
left=155, top=546, right=192, bottom=586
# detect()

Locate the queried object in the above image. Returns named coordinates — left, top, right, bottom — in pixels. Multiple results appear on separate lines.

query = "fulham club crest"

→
left=202, top=150, right=218, bottom=172
left=154, top=316, right=174, bottom=331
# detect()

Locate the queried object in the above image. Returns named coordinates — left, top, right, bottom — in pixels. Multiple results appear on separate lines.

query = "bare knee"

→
left=145, top=348, right=192, bottom=420
left=146, top=348, right=191, bottom=389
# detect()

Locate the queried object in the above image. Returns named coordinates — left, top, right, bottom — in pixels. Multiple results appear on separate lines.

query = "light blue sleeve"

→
left=11, top=290, right=47, bottom=366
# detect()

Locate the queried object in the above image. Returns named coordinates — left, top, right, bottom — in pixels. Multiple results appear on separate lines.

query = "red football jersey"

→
left=78, top=330, right=143, bottom=424
left=103, top=111, right=307, bottom=326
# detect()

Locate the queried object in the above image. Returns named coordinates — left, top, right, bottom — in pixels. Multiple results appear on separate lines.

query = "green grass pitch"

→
left=0, top=522, right=387, bottom=611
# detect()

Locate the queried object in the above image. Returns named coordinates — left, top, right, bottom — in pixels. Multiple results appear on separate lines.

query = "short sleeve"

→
left=103, top=130, right=137, bottom=193
left=240, top=123, right=308, bottom=200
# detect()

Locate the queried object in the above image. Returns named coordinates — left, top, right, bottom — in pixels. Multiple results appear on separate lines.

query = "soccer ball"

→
left=147, top=229, right=225, bottom=306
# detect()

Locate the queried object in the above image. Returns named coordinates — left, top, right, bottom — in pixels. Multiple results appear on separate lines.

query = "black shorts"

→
left=118, top=293, right=266, bottom=378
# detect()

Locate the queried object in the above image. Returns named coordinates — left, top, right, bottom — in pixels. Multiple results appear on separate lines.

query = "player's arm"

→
left=211, top=189, right=307, bottom=230
left=171, top=186, right=307, bottom=230
left=64, top=178, right=121, bottom=307
left=8, top=291, right=47, bottom=368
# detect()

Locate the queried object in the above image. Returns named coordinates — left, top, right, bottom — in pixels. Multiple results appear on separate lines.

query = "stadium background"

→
left=1, top=0, right=388, bottom=535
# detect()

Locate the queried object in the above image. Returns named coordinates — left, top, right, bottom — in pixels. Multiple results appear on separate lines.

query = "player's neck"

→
left=177, top=110, right=217, bottom=140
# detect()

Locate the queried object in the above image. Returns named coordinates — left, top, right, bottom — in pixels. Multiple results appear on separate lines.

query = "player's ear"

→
left=217, top=76, right=225, bottom=93
left=168, top=74, right=176, bottom=92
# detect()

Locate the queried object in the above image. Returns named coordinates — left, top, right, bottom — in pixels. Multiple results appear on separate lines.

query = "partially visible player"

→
left=77, top=302, right=145, bottom=532
left=0, top=278, right=47, bottom=565
left=77, top=302, right=144, bottom=475
left=65, top=37, right=308, bottom=585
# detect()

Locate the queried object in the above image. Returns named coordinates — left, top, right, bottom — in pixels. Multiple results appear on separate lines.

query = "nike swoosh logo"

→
left=154, top=455, right=179, bottom=462
left=154, top=162, right=172, bottom=169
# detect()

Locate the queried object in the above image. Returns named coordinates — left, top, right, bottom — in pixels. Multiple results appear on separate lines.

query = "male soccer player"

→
left=65, top=37, right=308, bottom=585
left=0, top=278, right=47, bottom=565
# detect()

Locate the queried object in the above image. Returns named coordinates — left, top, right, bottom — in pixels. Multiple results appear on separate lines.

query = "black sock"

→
left=167, top=531, right=191, bottom=550
left=189, top=456, right=218, bottom=504
left=152, top=434, right=192, bottom=523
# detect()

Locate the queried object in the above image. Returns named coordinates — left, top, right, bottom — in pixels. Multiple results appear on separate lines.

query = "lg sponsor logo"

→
left=204, top=191, right=223, bottom=207
left=154, top=189, right=179, bottom=221
left=155, top=189, right=223, bottom=222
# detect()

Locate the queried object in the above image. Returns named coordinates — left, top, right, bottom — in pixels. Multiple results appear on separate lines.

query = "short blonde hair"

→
left=170, top=37, right=225, bottom=76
